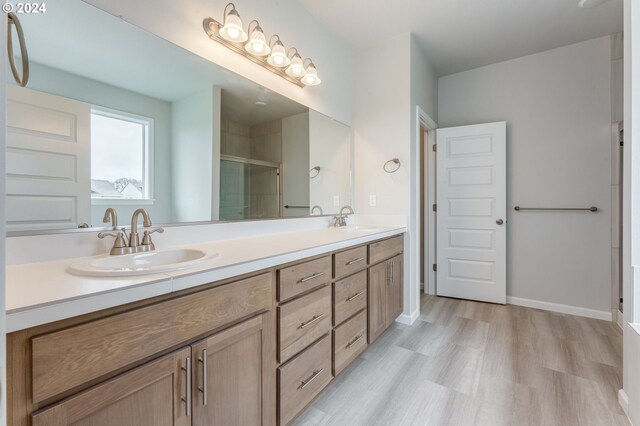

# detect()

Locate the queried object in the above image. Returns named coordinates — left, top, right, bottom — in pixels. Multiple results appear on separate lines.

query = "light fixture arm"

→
left=287, top=47, right=300, bottom=59
left=269, top=34, right=282, bottom=48
left=303, top=58, right=314, bottom=68
left=223, top=3, right=237, bottom=22
left=247, top=19, right=260, bottom=36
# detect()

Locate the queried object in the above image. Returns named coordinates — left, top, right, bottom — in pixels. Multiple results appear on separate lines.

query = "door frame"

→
left=413, top=107, right=437, bottom=313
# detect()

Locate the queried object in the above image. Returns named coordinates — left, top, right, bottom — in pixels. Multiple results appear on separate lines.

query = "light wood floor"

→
left=293, top=294, right=629, bottom=426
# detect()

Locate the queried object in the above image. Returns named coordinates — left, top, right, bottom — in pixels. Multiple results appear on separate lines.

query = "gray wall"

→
left=438, top=36, right=612, bottom=312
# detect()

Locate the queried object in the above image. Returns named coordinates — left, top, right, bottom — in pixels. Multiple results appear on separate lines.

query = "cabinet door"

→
left=368, top=261, right=388, bottom=344
left=32, top=347, right=191, bottom=426
left=387, top=254, right=404, bottom=324
left=192, top=313, right=274, bottom=426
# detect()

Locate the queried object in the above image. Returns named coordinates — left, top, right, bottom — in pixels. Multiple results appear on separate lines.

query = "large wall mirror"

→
left=6, top=0, right=352, bottom=234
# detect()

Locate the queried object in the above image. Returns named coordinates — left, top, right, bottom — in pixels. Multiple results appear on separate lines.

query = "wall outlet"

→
left=333, top=195, right=340, bottom=207
left=369, top=194, right=377, bottom=207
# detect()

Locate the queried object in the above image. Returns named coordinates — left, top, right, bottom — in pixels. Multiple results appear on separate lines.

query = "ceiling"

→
left=18, top=0, right=306, bottom=123
left=296, top=0, right=624, bottom=76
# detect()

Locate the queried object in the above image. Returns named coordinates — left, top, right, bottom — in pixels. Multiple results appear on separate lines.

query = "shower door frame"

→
left=220, top=154, right=282, bottom=219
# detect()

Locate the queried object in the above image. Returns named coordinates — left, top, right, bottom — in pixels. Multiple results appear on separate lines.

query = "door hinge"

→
left=432, top=144, right=437, bottom=152
left=432, top=204, right=437, bottom=212
left=432, top=264, right=437, bottom=272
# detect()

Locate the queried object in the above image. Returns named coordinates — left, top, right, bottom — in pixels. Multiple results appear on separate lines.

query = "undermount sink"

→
left=336, top=225, right=385, bottom=232
left=67, top=249, right=219, bottom=277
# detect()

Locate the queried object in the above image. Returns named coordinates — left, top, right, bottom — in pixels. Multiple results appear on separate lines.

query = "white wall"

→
left=439, top=36, right=612, bottom=314
left=309, top=111, right=351, bottom=215
left=24, top=62, right=173, bottom=226
left=171, top=87, right=221, bottom=222
left=84, top=0, right=354, bottom=126
left=354, top=33, right=439, bottom=322
left=282, top=112, right=310, bottom=217
left=623, top=0, right=640, bottom=423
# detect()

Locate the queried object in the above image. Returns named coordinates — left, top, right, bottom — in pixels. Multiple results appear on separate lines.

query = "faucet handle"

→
left=98, top=231, right=129, bottom=255
left=141, top=227, right=164, bottom=248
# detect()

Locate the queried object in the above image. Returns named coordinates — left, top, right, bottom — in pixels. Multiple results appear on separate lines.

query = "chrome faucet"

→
left=98, top=208, right=163, bottom=255
left=102, top=208, right=118, bottom=230
left=333, top=205, right=354, bottom=227
left=311, top=205, right=323, bottom=215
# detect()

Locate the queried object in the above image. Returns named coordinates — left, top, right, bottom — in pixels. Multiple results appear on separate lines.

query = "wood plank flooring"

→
left=293, top=294, right=629, bottom=426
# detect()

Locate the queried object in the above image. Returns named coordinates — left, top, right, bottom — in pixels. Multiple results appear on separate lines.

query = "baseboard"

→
left=619, top=389, right=630, bottom=418
left=396, top=309, right=419, bottom=325
left=506, top=296, right=612, bottom=321
left=616, top=309, right=624, bottom=330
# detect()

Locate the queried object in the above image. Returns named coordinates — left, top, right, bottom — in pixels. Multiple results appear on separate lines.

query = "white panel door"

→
left=6, top=86, right=91, bottom=231
left=436, top=122, right=506, bottom=304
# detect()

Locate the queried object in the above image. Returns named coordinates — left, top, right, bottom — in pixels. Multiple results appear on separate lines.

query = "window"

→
left=90, top=108, right=153, bottom=202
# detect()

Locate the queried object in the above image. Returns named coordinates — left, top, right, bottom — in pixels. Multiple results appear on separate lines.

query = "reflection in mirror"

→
left=5, top=0, right=351, bottom=234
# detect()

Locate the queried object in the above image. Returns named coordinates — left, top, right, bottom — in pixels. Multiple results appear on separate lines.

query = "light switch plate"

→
left=369, top=194, right=377, bottom=207
left=333, top=195, right=340, bottom=206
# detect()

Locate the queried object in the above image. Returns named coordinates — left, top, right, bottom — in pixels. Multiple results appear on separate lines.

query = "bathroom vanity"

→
left=6, top=230, right=404, bottom=426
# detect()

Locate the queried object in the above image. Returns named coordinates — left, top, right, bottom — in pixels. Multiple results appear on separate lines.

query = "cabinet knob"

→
left=496, top=219, right=504, bottom=225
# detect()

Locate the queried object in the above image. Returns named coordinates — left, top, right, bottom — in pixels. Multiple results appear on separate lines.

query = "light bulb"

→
left=273, top=55, right=284, bottom=65
left=252, top=42, right=264, bottom=53
left=226, top=26, right=240, bottom=40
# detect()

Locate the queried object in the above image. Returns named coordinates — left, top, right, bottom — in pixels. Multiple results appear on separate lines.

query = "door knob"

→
left=496, top=219, right=504, bottom=225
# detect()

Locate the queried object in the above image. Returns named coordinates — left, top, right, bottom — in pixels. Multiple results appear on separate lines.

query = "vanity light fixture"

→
left=285, top=48, right=306, bottom=78
left=267, top=36, right=290, bottom=67
left=203, top=3, right=320, bottom=88
left=244, top=20, right=270, bottom=56
left=218, top=3, right=248, bottom=42
left=301, top=59, right=321, bottom=86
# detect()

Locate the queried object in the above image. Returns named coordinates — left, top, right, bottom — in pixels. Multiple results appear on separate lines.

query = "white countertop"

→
left=6, top=226, right=405, bottom=332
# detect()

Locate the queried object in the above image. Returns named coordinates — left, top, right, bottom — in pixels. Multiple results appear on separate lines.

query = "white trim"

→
left=414, top=106, right=438, bottom=313
left=507, top=296, right=613, bottom=321
left=396, top=310, right=419, bottom=325
left=616, top=309, right=624, bottom=330
left=619, top=389, right=630, bottom=418
left=90, top=106, right=155, bottom=203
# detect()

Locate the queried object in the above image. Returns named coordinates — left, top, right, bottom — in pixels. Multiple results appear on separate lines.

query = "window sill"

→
left=92, top=199, right=155, bottom=206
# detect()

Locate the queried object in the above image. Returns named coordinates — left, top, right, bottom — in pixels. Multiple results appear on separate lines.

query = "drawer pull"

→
left=299, top=314, right=325, bottom=329
left=300, top=368, right=324, bottom=389
left=181, top=356, right=192, bottom=417
left=346, top=334, right=364, bottom=349
left=346, top=257, right=365, bottom=266
left=300, top=272, right=325, bottom=283
left=346, top=290, right=366, bottom=302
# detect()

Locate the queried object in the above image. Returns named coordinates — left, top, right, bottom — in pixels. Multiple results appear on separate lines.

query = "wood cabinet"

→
left=8, top=233, right=404, bottom=426
left=368, top=253, right=404, bottom=344
left=32, top=347, right=192, bottom=426
left=192, top=314, right=272, bottom=426
left=33, top=314, right=273, bottom=426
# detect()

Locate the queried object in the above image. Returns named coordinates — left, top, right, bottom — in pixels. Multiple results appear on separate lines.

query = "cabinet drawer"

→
left=333, top=270, right=367, bottom=326
left=279, top=286, right=332, bottom=363
left=333, top=310, right=367, bottom=376
left=333, top=245, right=367, bottom=280
left=31, top=273, right=273, bottom=404
left=369, top=235, right=403, bottom=265
left=278, top=335, right=332, bottom=426
left=278, top=256, right=331, bottom=302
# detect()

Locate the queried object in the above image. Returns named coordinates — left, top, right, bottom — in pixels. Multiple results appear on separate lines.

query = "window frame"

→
left=90, top=106, right=155, bottom=205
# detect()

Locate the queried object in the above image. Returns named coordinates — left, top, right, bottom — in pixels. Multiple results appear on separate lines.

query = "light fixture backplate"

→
left=203, top=18, right=305, bottom=88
